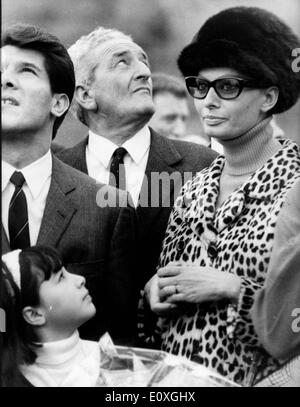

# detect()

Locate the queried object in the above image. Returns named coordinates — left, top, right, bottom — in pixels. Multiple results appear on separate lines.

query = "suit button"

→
left=207, top=242, right=218, bottom=259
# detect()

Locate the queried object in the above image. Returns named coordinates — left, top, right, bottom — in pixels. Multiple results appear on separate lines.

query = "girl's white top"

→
left=20, top=331, right=100, bottom=387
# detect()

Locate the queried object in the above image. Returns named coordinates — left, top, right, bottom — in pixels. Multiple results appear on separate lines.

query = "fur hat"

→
left=178, top=7, right=300, bottom=114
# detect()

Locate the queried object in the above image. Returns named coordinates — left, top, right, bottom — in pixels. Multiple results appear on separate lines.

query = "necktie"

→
left=109, top=147, right=127, bottom=190
left=8, top=171, right=30, bottom=250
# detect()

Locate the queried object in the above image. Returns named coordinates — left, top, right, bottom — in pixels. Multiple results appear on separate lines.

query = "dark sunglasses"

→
left=185, top=76, right=258, bottom=100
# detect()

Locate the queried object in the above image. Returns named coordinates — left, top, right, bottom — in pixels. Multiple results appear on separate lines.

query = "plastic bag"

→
left=96, top=333, right=240, bottom=387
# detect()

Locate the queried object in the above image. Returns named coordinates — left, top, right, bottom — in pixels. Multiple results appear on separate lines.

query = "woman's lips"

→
left=203, top=116, right=227, bottom=125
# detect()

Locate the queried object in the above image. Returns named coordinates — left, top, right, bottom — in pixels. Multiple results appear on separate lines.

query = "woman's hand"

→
left=144, top=270, right=187, bottom=317
left=157, top=263, right=241, bottom=305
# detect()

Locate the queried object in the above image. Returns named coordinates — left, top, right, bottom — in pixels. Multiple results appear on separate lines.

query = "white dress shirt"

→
left=2, top=151, right=52, bottom=246
left=86, top=126, right=151, bottom=207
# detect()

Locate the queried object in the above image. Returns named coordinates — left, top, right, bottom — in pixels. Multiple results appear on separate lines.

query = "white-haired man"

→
left=57, top=27, right=217, bottom=345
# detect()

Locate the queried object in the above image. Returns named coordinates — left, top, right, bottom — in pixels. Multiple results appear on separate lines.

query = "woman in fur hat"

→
left=146, top=6, right=300, bottom=386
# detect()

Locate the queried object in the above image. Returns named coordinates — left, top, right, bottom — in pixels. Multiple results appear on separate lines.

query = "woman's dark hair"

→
left=2, top=24, right=75, bottom=139
left=1, top=246, right=63, bottom=379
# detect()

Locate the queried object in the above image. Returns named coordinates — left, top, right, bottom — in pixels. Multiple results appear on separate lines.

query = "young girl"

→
left=1, top=260, right=32, bottom=386
left=1, top=246, right=100, bottom=387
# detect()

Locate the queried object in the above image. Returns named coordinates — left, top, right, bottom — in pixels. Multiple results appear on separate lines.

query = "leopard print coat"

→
left=158, top=138, right=300, bottom=386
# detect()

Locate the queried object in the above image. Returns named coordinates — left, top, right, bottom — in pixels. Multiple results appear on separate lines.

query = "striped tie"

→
left=8, top=171, right=30, bottom=250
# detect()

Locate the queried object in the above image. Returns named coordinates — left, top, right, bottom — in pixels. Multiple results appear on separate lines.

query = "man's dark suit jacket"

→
left=2, top=156, right=138, bottom=344
left=57, top=129, right=218, bottom=287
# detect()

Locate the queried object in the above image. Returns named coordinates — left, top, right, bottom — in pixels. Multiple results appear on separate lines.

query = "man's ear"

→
left=75, top=84, right=97, bottom=111
left=261, top=86, right=279, bottom=114
left=51, top=93, right=70, bottom=118
left=22, top=306, right=46, bottom=327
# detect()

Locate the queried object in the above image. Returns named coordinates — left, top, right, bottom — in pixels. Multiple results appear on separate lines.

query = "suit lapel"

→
left=37, top=157, right=77, bottom=247
left=57, top=137, right=89, bottom=174
left=72, top=137, right=89, bottom=174
left=137, top=130, right=183, bottom=235
left=1, top=224, right=10, bottom=254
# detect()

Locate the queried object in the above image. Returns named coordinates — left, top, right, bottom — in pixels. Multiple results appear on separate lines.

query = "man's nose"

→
left=134, top=59, right=151, bottom=81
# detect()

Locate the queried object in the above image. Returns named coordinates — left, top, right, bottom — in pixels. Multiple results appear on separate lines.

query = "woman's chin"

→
left=204, top=126, right=227, bottom=139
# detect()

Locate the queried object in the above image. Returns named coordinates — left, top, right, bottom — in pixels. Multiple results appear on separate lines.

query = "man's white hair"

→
left=68, top=27, right=133, bottom=125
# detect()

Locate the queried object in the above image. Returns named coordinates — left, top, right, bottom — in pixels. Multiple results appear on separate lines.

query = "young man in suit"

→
left=57, top=27, right=218, bottom=292
left=1, top=24, right=138, bottom=345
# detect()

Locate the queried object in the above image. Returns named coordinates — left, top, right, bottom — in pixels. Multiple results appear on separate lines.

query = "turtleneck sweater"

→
left=222, top=117, right=282, bottom=176
left=20, top=331, right=100, bottom=387
left=216, top=117, right=283, bottom=208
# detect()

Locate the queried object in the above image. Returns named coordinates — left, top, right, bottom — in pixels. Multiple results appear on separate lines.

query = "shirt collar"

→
left=2, top=150, right=52, bottom=199
left=122, top=126, right=151, bottom=164
left=88, top=126, right=151, bottom=168
left=2, top=161, right=15, bottom=192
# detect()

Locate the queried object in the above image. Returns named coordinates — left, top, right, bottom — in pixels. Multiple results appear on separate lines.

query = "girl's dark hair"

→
left=19, top=246, right=63, bottom=310
left=2, top=24, right=75, bottom=139
left=1, top=261, right=25, bottom=386
left=1, top=246, right=63, bottom=378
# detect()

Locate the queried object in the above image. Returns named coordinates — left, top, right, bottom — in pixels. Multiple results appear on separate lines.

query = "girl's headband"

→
left=2, top=249, right=22, bottom=289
